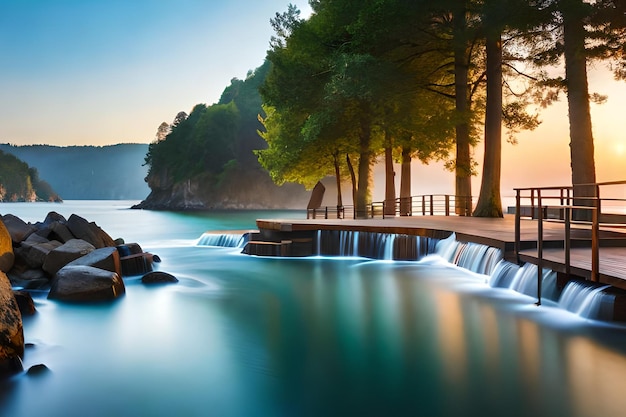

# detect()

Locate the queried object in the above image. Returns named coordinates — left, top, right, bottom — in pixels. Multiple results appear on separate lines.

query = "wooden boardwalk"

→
left=256, top=214, right=626, bottom=290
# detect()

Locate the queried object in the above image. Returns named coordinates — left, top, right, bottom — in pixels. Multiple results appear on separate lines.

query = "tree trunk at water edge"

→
left=400, top=146, right=411, bottom=216
left=563, top=1, right=597, bottom=218
left=384, top=134, right=396, bottom=216
left=474, top=33, right=503, bottom=218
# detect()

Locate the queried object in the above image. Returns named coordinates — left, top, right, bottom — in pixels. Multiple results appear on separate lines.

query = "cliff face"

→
left=133, top=165, right=310, bottom=210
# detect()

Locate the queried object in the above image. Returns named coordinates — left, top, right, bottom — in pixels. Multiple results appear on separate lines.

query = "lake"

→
left=1, top=201, right=626, bottom=417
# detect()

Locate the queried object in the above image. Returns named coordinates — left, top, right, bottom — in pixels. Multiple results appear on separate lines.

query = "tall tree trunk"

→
left=400, top=146, right=412, bottom=216
left=473, top=32, right=503, bottom=217
left=346, top=154, right=357, bottom=216
left=563, top=0, right=597, bottom=217
left=384, top=131, right=396, bottom=216
left=355, top=118, right=372, bottom=219
left=453, top=2, right=473, bottom=216
left=333, top=152, right=343, bottom=218
left=333, top=152, right=343, bottom=208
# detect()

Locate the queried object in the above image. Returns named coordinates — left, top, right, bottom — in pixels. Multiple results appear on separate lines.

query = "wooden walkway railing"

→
left=306, top=195, right=473, bottom=219
left=514, top=180, right=626, bottom=305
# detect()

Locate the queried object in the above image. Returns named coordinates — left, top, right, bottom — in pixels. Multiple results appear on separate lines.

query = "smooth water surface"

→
left=2, top=201, right=626, bottom=417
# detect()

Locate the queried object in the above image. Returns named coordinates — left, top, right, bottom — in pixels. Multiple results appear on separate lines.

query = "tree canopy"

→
left=257, top=0, right=626, bottom=217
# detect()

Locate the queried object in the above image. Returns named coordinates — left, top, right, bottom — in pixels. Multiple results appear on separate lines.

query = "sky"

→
left=0, top=0, right=624, bottom=198
left=0, top=0, right=312, bottom=145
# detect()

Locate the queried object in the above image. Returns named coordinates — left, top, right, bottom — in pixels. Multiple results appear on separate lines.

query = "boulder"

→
left=27, top=363, right=49, bottom=376
left=23, top=233, right=49, bottom=245
left=42, top=211, right=66, bottom=226
left=17, top=238, right=63, bottom=269
left=116, top=243, right=144, bottom=257
left=48, top=265, right=125, bottom=302
left=2, top=214, right=35, bottom=245
left=7, top=268, right=49, bottom=290
left=0, top=272, right=24, bottom=377
left=12, top=290, right=36, bottom=316
left=66, top=247, right=121, bottom=277
left=0, top=220, right=14, bottom=273
left=47, top=222, right=75, bottom=244
left=141, top=271, right=178, bottom=284
left=42, top=239, right=95, bottom=276
left=67, top=214, right=115, bottom=249
left=120, top=253, right=154, bottom=276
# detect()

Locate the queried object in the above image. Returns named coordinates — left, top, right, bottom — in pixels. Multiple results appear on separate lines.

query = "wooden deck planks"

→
left=257, top=214, right=626, bottom=289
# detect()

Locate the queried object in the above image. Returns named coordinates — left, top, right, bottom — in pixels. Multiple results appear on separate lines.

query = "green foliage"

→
left=259, top=0, right=459, bottom=210
left=145, top=65, right=271, bottom=184
left=0, top=149, right=60, bottom=201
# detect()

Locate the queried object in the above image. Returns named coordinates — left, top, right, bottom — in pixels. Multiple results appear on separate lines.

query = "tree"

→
left=530, top=0, right=626, bottom=212
left=262, top=1, right=382, bottom=217
left=155, top=122, right=170, bottom=143
left=261, top=0, right=460, bottom=217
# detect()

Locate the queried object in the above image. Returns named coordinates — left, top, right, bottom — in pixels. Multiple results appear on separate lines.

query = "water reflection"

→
left=2, top=241, right=626, bottom=416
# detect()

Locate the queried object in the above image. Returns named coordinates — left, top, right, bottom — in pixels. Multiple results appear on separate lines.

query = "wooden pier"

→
left=254, top=214, right=626, bottom=289
left=253, top=180, right=626, bottom=293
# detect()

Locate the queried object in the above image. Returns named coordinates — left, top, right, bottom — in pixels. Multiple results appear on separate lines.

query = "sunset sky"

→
left=0, top=0, right=624, bottom=197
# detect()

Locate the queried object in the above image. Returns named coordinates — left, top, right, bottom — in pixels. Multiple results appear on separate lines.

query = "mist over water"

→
left=2, top=201, right=626, bottom=417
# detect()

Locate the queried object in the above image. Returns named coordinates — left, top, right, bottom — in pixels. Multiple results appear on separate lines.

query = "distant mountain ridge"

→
left=0, top=143, right=150, bottom=200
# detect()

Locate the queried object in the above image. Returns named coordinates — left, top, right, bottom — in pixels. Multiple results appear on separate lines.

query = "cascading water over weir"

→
left=200, top=230, right=619, bottom=322
left=197, top=232, right=249, bottom=248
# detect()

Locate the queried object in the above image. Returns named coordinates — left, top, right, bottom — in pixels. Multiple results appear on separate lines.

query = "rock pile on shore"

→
left=0, top=211, right=169, bottom=378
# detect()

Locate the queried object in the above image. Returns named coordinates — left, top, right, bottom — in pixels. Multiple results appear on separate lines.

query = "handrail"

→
left=306, top=194, right=472, bottom=219
left=514, top=181, right=626, bottom=305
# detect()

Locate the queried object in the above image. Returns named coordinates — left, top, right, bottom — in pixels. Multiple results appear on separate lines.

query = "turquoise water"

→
left=2, top=201, right=626, bottom=417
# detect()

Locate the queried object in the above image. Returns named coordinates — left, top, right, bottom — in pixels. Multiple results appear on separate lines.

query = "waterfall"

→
left=558, top=280, right=614, bottom=320
left=383, top=234, right=395, bottom=260
left=314, top=228, right=618, bottom=321
left=435, top=233, right=503, bottom=275
left=317, top=230, right=433, bottom=260
left=489, top=260, right=520, bottom=288
left=197, top=232, right=248, bottom=248
left=489, top=260, right=559, bottom=302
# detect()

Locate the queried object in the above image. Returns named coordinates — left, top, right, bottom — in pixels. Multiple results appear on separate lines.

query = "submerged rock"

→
left=27, top=363, right=49, bottom=376
left=141, top=271, right=178, bottom=284
left=12, top=290, right=36, bottom=316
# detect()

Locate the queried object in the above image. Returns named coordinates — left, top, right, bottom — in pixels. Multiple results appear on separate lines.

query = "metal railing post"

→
left=430, top=195, right=434, bottom=216
left=445, top=195, right=450, bottom=216
left=515, top=189, right=521, bottom=262
left=592, top=207, right=599, bottom=282
left=536, top=190, right=543, bottom=306
left=565, top=206, right=571, bottom=277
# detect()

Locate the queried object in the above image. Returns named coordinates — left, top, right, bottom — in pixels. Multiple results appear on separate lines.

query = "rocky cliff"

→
left=132, top=164, right=310, bottom=210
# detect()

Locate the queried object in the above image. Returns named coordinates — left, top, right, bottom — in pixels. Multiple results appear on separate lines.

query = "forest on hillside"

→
left=141, top=0, right=626, bottom=216
left=144, top=62, right=269, bottom=183
left=0, top=150, right=59, bottom=202
left=139, top=61, right=309, bottom=210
